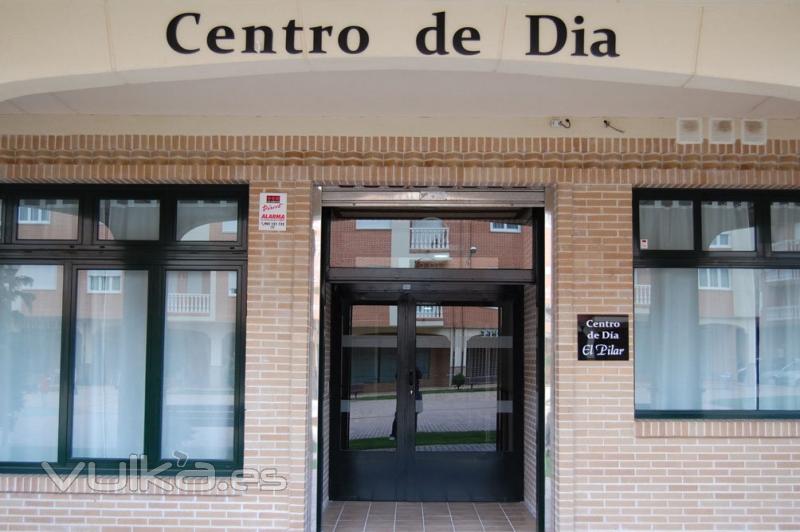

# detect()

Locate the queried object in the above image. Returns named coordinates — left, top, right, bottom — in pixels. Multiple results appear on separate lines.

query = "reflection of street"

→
left=349, top=391, right=496, bottom=440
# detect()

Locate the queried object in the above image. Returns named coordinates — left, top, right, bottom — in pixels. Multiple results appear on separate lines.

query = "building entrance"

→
left=321, top=190, right=544, bottom=508
left=329, top=284, right=524, bottom=501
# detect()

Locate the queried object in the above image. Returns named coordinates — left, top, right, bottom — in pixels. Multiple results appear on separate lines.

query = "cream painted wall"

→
left=1, top=0, right=800, bottom=102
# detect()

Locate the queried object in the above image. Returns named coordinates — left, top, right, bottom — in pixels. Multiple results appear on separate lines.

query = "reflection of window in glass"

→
left=87, top=270, right=122, bottom=294
left=489, top=222, right=521, bottom=233
left=355, top=220, right=392, bottom=230
left=701, top=201, right=755, bottom=251
left=708, top=232, right=731, bottom=249
left=698, top=268, right=731, bottom=290
left=18, top=201, right=51, bottom=224
left=17, top=199, right=79, bottom=240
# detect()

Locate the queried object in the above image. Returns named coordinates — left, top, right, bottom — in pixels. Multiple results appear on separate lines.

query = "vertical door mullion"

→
left=57, top=261, right=75, bottom=464
left=61, top=264, right=79, bottom=463
left=144, top=264, right=166, bottom=463
left=396, top=295, right=415, bottom=500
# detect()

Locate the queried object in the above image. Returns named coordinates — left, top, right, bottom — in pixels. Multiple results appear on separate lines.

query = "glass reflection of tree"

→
left=0, top=266, right=34, bottom=451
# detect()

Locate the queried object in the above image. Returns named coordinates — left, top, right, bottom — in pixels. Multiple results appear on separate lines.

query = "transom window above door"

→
left=328, top=209, right=537, bottom=275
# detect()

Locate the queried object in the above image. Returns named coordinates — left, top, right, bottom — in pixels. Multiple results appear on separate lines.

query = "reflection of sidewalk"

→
left=349, top=391, right=496, bottom=440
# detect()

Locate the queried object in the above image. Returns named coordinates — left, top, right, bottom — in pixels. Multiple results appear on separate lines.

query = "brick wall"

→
left=1, top=135, right=800, bottom=530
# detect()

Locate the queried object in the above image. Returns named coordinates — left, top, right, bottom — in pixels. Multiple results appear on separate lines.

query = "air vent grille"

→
left=677, top=118, right=703, bottom=145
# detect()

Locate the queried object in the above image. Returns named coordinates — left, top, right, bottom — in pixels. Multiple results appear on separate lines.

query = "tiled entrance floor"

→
left=322, top=501, right=536, bottom=531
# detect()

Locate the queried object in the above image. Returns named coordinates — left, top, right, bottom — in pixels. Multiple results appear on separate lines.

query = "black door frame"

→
left=329, top=283, right=524, bottom=502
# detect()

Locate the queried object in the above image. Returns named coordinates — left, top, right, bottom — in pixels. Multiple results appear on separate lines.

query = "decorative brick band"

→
left=636, top=420, right=800, bottom=439
left=1, top=135, right=799, bottom=172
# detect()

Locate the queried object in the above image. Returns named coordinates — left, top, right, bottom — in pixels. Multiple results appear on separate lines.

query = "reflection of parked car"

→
left=762, top=361, right=800, bottom=386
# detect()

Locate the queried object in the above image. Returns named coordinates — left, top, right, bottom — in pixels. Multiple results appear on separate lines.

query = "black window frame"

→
left=0, top=184, right=248, bottom=475
left=634, top=188, right=800, bottom=420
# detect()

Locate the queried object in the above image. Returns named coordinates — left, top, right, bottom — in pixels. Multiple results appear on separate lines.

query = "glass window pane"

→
left=98, top=199, right=160, bottom=240
left=0, top=265, right=63, bottom=461
left=176, top=200, right=238, bottom=242
left=162, top=271, right=236, bottom=460
left=759, top=270, right=800, bottom=410
left=638, top=200, right=693, bottom=250
left=330, top=217, right=533, bottom=269
left=771, top=202, right=800, bottom=252
left=635, top=268, right=758, bottom=411
left=344, top=305, right=397, bottom=451
left=415, top=305, right=513, bottom=452
left=701, top=201, right=755, bottom=251
left=17, top=199, right=79, bottom=240
left=71, top=270, right=148, bottom=458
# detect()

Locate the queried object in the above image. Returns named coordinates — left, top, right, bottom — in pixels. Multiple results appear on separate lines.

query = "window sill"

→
left=636, top=418, right=800, bottom=438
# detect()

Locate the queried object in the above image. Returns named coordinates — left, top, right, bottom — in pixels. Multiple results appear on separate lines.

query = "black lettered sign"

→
left=578, top=315, right=629, bottom=361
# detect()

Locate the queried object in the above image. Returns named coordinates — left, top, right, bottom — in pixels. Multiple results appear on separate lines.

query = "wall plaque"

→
left=577, top=314, right=629, bottom=361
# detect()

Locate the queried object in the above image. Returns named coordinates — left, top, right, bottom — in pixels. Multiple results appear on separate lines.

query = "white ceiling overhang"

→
left=1, top=0, right=800, bottom=107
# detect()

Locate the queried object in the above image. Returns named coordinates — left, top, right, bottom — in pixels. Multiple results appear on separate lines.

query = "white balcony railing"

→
left=409, top=227, right=449, bottom=250
left=763, top=305, right=800, bottom=321
left=167, top=292, right=211, bottom=315
left=416, top=305, right=443, bottom=320
left=634, top=284, right=651, bottom=306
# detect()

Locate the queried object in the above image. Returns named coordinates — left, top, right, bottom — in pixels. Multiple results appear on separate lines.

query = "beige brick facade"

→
left=1, top=134, right=800, bottom=530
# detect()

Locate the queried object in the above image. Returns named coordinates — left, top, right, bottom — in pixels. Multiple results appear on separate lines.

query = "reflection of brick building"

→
left=338, top=219, right=527, bottom=395
left=331, top=218, right=533, bottom=269
left=350, top=304, right=505, bottom=393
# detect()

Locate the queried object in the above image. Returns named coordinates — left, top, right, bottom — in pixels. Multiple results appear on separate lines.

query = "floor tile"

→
left=324, top=500, right=536, bottom=531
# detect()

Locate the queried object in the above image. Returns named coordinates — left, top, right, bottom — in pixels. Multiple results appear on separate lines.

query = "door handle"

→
left=409, top=370, right=415, bottom=396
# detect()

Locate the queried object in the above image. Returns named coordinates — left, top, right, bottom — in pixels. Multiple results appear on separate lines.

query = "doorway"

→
left=318, top=190, right=544, bottom=519
left=330, top=284, right=524, bottom=501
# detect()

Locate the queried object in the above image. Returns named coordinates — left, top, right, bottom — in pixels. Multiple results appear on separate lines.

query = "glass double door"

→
left=330, top=285, right=523, bottom=501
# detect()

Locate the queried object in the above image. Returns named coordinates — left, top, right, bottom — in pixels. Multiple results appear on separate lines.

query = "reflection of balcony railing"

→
left=763, top=306, right=800, bottom=321
left=416, top=305, right=442, bottom=319
left=772, top=240, right=800, bottom=252
left=764, top=269, right=800, bottom=282
left=635, top=284, right=651, bottom=305
left=167, top=293, right=211, bottom=315
left=410, top=227, right=449, bottom=250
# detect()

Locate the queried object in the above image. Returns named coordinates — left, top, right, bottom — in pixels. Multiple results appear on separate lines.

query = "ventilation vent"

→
left=709, top=118, right=735, bottom=144
left=676, top=118, right=703, bottom=144
left=741, top=119, right=768, bottom=146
